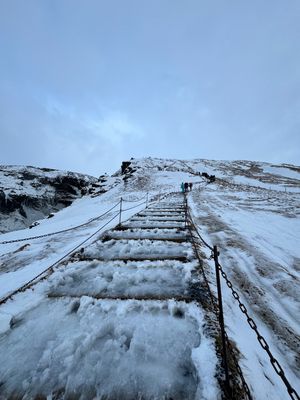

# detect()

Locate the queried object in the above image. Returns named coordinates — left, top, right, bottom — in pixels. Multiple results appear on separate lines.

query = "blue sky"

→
left=1, top=0, right=299, bottom=176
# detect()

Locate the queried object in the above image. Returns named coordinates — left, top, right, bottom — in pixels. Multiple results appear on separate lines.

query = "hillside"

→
left=0, top=157, right=299, bottom=399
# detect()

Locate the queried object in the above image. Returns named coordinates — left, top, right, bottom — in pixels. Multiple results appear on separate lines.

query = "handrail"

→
left=0, top=210, right=120, bottom=305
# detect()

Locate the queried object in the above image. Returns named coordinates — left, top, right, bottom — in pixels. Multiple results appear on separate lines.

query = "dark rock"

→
left=0, top=166, right=98, bottom=234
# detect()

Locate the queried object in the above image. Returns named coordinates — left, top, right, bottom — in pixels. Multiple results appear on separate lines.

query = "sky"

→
left=0, top=0, right=300, bottom=176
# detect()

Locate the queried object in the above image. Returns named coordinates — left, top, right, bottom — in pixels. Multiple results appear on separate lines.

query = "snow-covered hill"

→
left=0, top=157, right=299, bottom=399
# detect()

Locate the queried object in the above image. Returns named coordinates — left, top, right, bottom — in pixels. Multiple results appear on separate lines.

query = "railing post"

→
left=119, top=197, right=123, bottom=225
left=214, top=245, right=231, bottom=397
left=184, top=195, right=188, bottom=229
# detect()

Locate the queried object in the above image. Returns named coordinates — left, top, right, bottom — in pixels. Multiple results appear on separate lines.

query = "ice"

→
left=122, top=221, right=186, bottom=229
left=48, top=259, right=198, bottom=298
left=84, top=238, right=194, bottom=260
left=0, top=298, right=215, bottom=400
left=105, top=227, right=188, bottom=241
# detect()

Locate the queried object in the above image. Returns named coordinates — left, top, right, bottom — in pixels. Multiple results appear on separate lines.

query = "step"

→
left=148, top=208, right=185, bottom=212
left=0, top=298, right=207, bottom=399
left=121, top=222, right=186, bottom=229
left=83, top=239, right=193, bottom=261
left=130, top=217, right=186, bottom=222
left=114, top=224, right=186, bottom=231
left=48, top=258, right=198, bottom=299
left=103, top=228, right=189, bottom=242
left=48, top=293, right=194, bottom=302
left=137, top=213, right=185, bottom=218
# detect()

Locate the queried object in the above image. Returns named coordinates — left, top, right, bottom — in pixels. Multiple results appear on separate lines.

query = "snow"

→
left=48, top=259, right=197, bottom=298
left=105, top=227, right=188, bottom=241
left=0, top=297, right=217, bottom=400
left=84, top=238, right=194, bottom=261
left=263, top=165, right=300, bottom=181
left=0, top=157, right=299, bottom=399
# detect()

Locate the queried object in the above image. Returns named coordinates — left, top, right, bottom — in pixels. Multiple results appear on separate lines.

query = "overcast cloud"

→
left=0, top=0, right=299, bottom=176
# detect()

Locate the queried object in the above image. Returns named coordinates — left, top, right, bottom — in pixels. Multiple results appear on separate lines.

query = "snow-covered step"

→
left=83, top=239, right=193, bottom=261
left=84, top=239, right=194, bottom=261
left=121, top=221, right=186, bottom=229
left=130, top=216, right=186, bottom=222
left=104, top=228, right=189, bottom=242
left=48, top=259, right=198, bottom=298
left=138, top=211, right=185, bottom=217
left=0, top=298, right=218, bottom=399
left=149, top=207, right=185, bottom=212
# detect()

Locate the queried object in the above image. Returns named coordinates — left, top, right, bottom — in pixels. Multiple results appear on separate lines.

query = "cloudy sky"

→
left=0, top=0, right=299, bottom=176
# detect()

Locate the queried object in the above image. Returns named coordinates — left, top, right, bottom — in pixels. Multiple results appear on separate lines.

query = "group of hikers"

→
left=181, top=182, right=193, bottom=192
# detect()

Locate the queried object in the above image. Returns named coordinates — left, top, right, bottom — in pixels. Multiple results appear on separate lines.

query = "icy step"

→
left=49, top=293, right=194, bottom=302
left=104, top=228, right=189, bottom=242
left=83, top=239, right=194, bottom=261
left=0, top=298, right=217, bottom=399
left=48, top=259, right=198, bottom=298
left=121, top=221, right=186, bottom=229
left=131, top=216, right=185, bottom=222
left=138, top=212, right=185, bottom=217
left=149, top=207, right=185, bottom=212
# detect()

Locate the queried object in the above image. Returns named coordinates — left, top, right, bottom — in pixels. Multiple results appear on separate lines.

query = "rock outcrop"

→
left=0, top=165, right=99, bottom=233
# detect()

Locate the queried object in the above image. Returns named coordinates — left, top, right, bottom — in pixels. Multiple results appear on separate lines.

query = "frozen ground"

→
left=0, top=157, right=299, bottom=399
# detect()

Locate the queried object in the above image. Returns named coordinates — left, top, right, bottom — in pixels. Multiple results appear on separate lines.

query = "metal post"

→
left=119, top=197, right=123, bottom=225
left=213, top=245, right=231, bottom=397
left=146, top=192, right=149, bottom=208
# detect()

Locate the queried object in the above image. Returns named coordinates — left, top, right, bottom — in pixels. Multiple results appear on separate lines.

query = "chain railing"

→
left=187, top=201, right=300, bottom=400
left=217, top=261, right=300, bottom=400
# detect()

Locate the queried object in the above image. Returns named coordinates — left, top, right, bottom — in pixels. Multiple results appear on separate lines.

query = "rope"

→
left=187, top=208, right=214, bottom=251
left=0, top=195, right=151, bottom=305
left=122, top=200, right=147, bottom=212
left=0, top=201, right=121, bottom=245
left=122, top=194, right=147, bottom=203
left=0, top=210, right=120, bottom=305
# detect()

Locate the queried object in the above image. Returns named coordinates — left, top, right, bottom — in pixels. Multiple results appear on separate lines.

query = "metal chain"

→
left=224, top=332, right=253, bottom=400
left=217, top=261, right=300, bottom=400
left=187, top=204, right=299, bottom=400
left=186, top=206, right=252, bottom=399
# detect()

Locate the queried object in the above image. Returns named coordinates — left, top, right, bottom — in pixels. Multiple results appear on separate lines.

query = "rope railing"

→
left=186, top=200, right=300, bottom=400
left=0, top=200, right=121, bottom=245
left=122, top=193, right=148, bottom=203
left=0, top=194, right=152, bottom=306
left=0, top=210, right=121, bottom=306
left=0, top=192, right=154, bottom=246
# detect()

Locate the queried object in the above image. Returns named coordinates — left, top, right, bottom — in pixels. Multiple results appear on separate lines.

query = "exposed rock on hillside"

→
left=0, top=165, right=99, bottom=233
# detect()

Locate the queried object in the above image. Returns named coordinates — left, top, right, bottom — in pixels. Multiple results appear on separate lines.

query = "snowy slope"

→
left=0, top=157, right=299, bottom=399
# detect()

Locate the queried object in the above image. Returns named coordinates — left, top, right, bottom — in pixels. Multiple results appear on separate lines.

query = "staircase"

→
left=0, top=194, right=223, bottom=399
